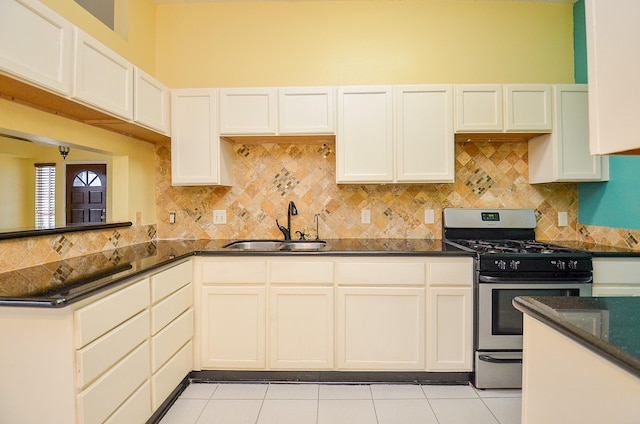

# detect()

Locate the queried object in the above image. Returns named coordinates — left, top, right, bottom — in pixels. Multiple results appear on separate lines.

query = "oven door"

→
left=477, top=281, right=592, bottom=350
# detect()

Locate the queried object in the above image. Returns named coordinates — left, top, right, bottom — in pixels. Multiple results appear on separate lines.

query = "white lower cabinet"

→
left=195, top=256, right=473, bottom=373
left=426, top=287, right=473, bottom=371
left=270, top=287, right=334, bottom=369
left=426, top=257, right=474, bottom=372
left=0, top=260, right=194, bottom=424
left=592, top=257, right=640, bottom=297
left=337, top=287, right=426, bottom=370
left=201, top=286, right=267, bottom=369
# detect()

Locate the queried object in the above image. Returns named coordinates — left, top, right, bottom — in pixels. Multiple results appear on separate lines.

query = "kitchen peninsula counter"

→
left=0, top=238, right=471, bottom=307
left=514, top=296, right=640, bottom=424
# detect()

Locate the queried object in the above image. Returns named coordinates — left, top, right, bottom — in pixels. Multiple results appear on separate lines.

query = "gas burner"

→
left=452, top=239, right=579, bottom=255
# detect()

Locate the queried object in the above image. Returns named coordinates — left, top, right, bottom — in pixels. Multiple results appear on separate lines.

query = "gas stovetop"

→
left=451, top=239, right=584, bottom=255
left=442, top=208, right=593, bottom=275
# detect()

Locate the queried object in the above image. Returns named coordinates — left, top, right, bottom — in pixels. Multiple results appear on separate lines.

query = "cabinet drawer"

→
left=151, top=261, right=192, bottom=304
left=200, top=260, right=267, bottom=283
left=427, top=258, right=474, bottom=286
left=104, top=381, right=151, bottom=424
left=77, top=341, right=149, bottom=424
left=75, top=278, right=149, bottom=348
left=76, top=310, right=149, bottom=389
left=336, top=261, right=426, bottom=285
left=151, top=308, right=194, bottom=372
left=270, top=261, right=334, bottom=284
left=152, top=341, right=193, bottom=409
left=151, top=283, right=192, bottom=335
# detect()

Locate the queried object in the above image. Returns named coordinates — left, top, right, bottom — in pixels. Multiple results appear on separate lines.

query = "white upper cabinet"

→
left=278, top=87, right=335, bottom=134
left=585, top=0, right=640, bottom=154
left=529, top=85, right=608, bottom=183
left=171, top=89, right=233, bottom=186
left=0, top=0, right=73, bottom=95
left=455, top=85, right=503, bottom=132
left=219, top=88, right=278, bottom=135
left=455, top=84, right=551, bottom=133
left=72, top=29, right=134, bottom=120
left=337, top=86, right=394, bottom=183
left=219, top=86, right=335, bottom=136
left=505, top=84, right=552, bottom=132
left=395, top=85, right=455, bottom=183
left=134, top=68, right=170, bottom=135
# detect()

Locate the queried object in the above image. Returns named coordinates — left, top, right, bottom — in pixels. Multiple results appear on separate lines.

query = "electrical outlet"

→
left=558, top=211, right=568, bottom=227
left=213, top=210, right=227, bottom=225
left=424, top=209, right=435, bottom=224
left=361, top=209, right=371, bottom=224
left=169, top=212, right=176, bottom=224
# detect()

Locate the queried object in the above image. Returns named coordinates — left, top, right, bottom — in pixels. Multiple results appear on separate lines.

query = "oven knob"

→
left=509, top=260, right=521, bottom=270
left=568, top=260, right=578, bottom=270
left=495, top=260, right=507, bottom=270
left=554, top=260, right=566, bottom=270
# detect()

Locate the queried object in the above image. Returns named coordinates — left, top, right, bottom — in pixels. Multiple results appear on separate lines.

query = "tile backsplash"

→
left=1, top=139, right=639, bottom=274
left=155, top=139, right=581, bottom=241
left=0, top=225, right=156, bottom=274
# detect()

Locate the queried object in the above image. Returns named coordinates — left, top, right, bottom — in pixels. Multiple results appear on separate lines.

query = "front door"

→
left=66, top=164, right=107, bottom=225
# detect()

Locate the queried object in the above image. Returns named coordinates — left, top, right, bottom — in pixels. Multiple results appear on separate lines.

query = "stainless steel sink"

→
left=280, top=240, right=326, bottom=250
left=223, top=240, right=284, bottom=250
left=223, top=239, right=326, bottom=251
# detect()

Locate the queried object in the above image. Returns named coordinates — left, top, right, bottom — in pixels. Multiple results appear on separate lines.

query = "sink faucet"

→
left=276, top=201, right=298, bottom=240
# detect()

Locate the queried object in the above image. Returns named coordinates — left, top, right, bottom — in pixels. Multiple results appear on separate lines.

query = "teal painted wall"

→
left=575, top=0, right=640, bottom=230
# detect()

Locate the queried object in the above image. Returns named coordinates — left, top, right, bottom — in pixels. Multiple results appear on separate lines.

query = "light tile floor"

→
left=159, top=383, right=522, bottom=424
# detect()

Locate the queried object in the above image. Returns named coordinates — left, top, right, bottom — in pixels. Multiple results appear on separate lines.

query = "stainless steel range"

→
left=443, top=208, right=593, bottom=389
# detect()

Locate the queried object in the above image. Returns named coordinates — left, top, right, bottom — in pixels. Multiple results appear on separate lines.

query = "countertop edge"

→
left=0, top=241, right=474, bottom=308
left=513, top=296, right=640, bottom=379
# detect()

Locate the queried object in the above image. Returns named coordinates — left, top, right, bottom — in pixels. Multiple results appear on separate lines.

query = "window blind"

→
left=35, top=163, right=56, bottom=229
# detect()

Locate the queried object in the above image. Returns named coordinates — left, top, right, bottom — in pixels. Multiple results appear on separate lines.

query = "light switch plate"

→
left=361, top=209, right=371, bottom=224
left=169, top=212, right=176, bottom=224
left=424, top=209, right=435, bottom=224
left=213, top=210, right=227, bottom=224
left=558, top=211, right=568, bottom=227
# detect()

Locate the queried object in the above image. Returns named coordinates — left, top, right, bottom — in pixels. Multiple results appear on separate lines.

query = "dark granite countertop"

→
left=513, top=296, right=640, bottom=379
left=553, top=241, right=640, bottom=257
left=0, top=238, right=472, bottom=308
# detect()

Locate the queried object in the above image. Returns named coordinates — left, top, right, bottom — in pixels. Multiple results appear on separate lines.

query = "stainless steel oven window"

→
left=477, top=282, right=592, bottom=350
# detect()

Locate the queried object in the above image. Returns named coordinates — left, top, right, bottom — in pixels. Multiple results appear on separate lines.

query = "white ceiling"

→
left=154, top=0, right=578, bottom=4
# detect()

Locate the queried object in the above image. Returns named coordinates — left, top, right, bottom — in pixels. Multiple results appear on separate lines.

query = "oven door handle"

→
left=478, top=355, right=523, bottom=364
left=478, top=275, right=592, bottom=284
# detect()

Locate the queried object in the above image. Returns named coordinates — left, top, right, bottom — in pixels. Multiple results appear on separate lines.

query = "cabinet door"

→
left=0, top=0, right=72, bottom=95
left=336, top=86, right=394, bottom=183
left=455, top=85, right=503, bottom=132
left=134, top=68, right=170, bottom=134
left=72, top=29, right=134, bottom=120
left=555, top=85, right=604, bottom=181
left=529, top=85, right=607, bottom=183
left=336, top=287, right=425, bottom=370
left=270, top=287, right=334, bottom=369
left=201, top=286, right=266, bottom=369
left=395, top=85, right=454, bottom=183
left=219, top=88, right=277, bottom=135
left=278, top=87, right=335, bottom=134
left=505, top=84, right=552, bottom=132
left=427, top=287, right=472, bottom=371
left=171, top=89, right=233, bottom=186
left=586, top=0, right=640, bottom=154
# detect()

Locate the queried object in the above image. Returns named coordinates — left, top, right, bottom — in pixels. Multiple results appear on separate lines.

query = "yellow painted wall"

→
left=40, top=0, right=157, bottom=74
left=0, top=155, right=33, bottom=229
left=155, top=0, right=575, bottom=88
left=0, top=99, right=156, bottom=226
